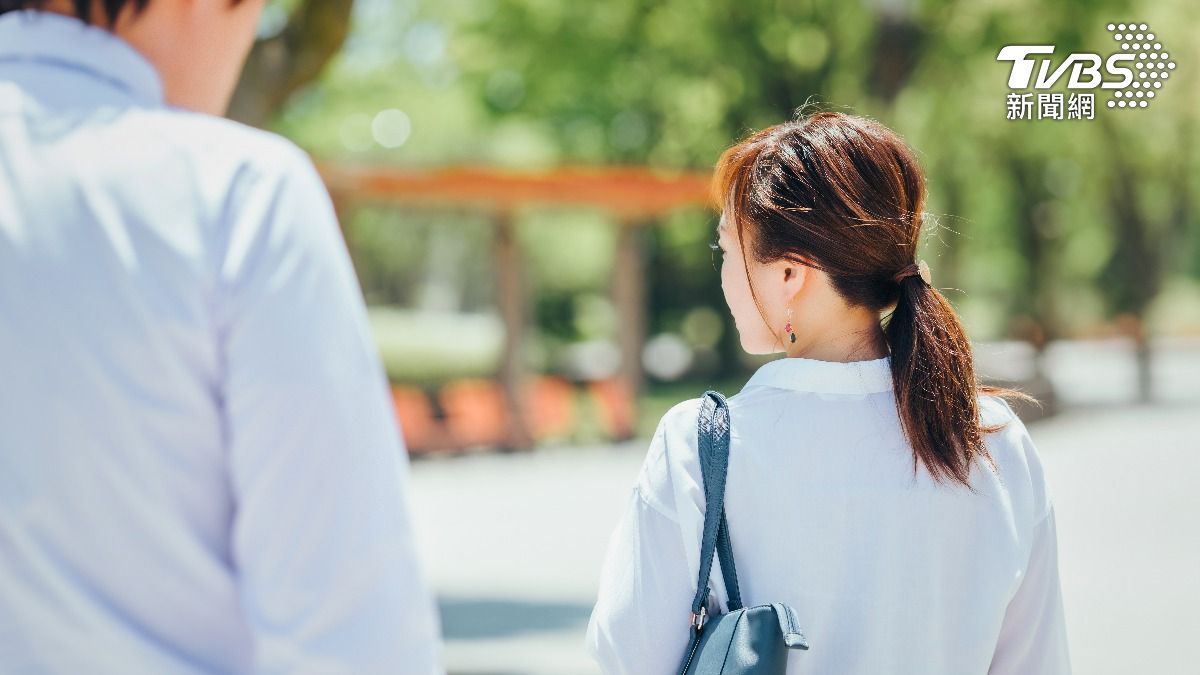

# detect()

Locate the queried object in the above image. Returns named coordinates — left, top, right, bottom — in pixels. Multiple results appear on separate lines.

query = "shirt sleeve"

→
left=585, top=486, right=699, bottom=675
left=585, top=408, right=709, bottom=675
left=988, top=506, right=1072, bottom=675
left=215, top=143, right=442, bottom=674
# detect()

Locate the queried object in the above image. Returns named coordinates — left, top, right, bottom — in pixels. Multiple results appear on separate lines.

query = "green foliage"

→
left=268, top=0, right=1200, bottom=384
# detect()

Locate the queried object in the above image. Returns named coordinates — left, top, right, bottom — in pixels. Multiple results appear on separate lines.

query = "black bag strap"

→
left=690, top=390, right=743, bottom=622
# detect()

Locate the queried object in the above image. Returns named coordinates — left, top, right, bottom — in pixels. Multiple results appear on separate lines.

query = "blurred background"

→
left=231, top=0, right=1198, bottom=672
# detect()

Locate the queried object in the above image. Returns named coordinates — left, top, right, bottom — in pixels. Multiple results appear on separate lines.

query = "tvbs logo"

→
left=997, top=23, right=1175, bottom=119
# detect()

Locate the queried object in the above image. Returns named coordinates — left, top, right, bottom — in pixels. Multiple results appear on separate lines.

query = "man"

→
left=0, top=1, right=442, bottom=672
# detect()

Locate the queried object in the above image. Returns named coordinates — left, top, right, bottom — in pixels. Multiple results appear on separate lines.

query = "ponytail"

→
left=884, top=276, right=1034, bottom=488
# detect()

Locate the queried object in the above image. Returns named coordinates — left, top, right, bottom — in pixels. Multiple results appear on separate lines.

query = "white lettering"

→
left=997, top=45, right=1056, bottom=88
left=1068, top=54, right=1103, bottom=88
left=1102, top=53, right=1135, bottom=89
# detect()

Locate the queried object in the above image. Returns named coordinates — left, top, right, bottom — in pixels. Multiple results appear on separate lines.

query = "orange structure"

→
left=319, top=165, right=712, bottom=217
left=319, top=164, right=713, bottom=451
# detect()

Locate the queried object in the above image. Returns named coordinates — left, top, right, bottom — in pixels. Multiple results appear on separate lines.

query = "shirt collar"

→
left=0, top=10, right=164, bottom=105
left=741, top=354, right=894, bottom=395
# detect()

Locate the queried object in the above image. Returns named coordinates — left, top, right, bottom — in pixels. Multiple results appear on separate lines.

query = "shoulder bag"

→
left=678, top=390, right=810, bottom=675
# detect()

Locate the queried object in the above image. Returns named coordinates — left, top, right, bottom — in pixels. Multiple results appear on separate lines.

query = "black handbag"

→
left=678, top=390, right=810, bottom=675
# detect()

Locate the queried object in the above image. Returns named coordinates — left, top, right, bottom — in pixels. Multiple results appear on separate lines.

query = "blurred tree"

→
left=259, top=0, right=1200, bottom=403
left=228, top=0, right=355, bottom=127
left=410, top=0, right=1200, bottom=389
left=1099, top=111, right=1195, bottom=402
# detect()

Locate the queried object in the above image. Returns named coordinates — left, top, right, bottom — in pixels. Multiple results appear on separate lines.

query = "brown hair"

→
left=713, top=110, right=1036, bottom=488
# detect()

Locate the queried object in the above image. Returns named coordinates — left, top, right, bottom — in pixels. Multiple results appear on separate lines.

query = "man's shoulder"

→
left=124, top=106, right=314, bottom=180
left=98, top=108, right=338, bottom=273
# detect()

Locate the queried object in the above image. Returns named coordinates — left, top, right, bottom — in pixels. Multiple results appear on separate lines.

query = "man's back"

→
left=0, top=11, right=441, bottom=673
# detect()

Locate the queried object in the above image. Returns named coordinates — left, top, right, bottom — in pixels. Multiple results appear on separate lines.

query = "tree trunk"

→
left=227, top=0, right=356, bottom=128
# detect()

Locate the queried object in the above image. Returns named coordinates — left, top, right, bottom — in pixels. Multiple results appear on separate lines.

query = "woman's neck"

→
left=785, top=324, right=889, bottom=363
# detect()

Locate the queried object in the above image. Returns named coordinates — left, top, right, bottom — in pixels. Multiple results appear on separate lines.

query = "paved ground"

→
left=408, top=341, right=1200, bottom=674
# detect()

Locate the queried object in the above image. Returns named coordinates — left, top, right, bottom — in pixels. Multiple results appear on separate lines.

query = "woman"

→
left=585, top=112, right=1071, bottom=674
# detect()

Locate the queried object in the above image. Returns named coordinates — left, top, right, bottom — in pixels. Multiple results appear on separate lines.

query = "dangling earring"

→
left=784, top=308, right=796, bottom=344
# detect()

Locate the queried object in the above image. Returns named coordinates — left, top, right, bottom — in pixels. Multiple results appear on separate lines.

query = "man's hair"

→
left=0, top=1, right=242, bottom=25
left=0, top=1, right=147, bottom=24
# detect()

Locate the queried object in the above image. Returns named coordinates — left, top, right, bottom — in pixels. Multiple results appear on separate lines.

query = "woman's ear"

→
left=770, top=261, right=803, bottom=321
left=781, top=260, right=808, bottom=298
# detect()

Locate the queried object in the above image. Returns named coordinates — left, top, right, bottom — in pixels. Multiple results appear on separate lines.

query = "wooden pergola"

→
left=318, top=164, right=714, bottom=448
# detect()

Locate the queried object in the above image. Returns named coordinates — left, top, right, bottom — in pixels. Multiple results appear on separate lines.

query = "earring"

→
left=784, top=309, right=796, bottom=344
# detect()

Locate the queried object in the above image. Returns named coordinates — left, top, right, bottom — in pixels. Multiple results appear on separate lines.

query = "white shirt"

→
left=586, top=355, right=1071, bottom=674
left=0, top=11, right=441, bottom=674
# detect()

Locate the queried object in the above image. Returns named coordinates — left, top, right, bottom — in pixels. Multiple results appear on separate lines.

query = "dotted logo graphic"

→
left=996, top=23, right=1177, bottom=120
left=1105, top=23, right=1175, bottom=110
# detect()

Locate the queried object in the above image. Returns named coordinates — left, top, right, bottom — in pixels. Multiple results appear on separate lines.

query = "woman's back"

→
left=587, top=111, right=1069, bottom=674
left=585, top=355, right=1070, bottom=674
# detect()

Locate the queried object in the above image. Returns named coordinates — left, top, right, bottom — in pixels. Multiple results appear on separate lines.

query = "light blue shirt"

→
left=0, top=11, right=442, bottom=674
